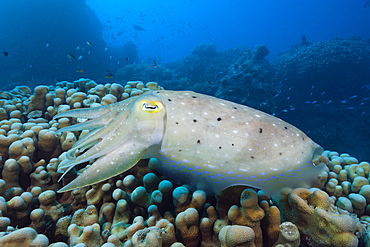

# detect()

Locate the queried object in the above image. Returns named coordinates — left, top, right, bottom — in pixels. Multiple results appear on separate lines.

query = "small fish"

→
left=314, top=104, right=320, bottom=107
left=104, top=47, right=108, bottom=51
left=349, top=95, right=357, bottom=99
left=117, top=61, right=120, bottom=64
left=347, top=107, right=354, bottom=110
left=305, top=101, right=310, bottom=104
left=3, top=51, right=8, bottom=57
left=31, top=76, right=36, bottom=80
left=362, top=112, right=365, bottom=116
left=287, top=97, right=290, bottom=100
left=320, top=92, right=325, bottom=96
left=274, top=93, right=279, bottom=97
left=68, top=54, right=76, bottom=60
left=76, top=69, right=84, bottom=73
left=126, top=58, right=131, bottom=61
left=311, top=85, right=315, bottom=89
left=364, top=0, right=370, bottom=8
left=290, top=107, right=295, bottom=110
left=359, top=102, right=365, bottom=106
left=218, top=71, right=223, bottom=74
left=341, top=99, right=347, bottom=103
left=282, top=109, right=288, bottom=112
left=109, top=56, right=112, bottom=59
left=86, top=41, right=93, bottom=46
left=105, top=72, right=113, bottom=79
left=29, top=64, right=32, bottom=68
left=206, top=80, right=213, bottom=85
left=88, top=51, right=91, bottom=55
left=362, top=97, right=370, bottom=101
left=133, top=25, right=145, bottom=31
left=311, top=101, right=317, bottom=104
left=323, top=100, right=332, bottom=104
left=150, top=60, right=157, bottom=67
left=76, top=46, right=80, bottom=50
left=46, top=43, right=49, bottom=48
left=77, top=55, right=82, bottom=60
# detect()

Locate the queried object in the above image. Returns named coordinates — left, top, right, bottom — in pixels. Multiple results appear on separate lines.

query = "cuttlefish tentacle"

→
left=65, top=138, right=100, bottom=160
left=53, top=97, right=134, bottom=120
left=62, top=106, right=131, bottom=160
left=58, top=108, right=132, bottom=171
left=54, top=97, right=136, bottom=135
left=57, top=94, right=166, bottom=192
left=57, top=136, right=125, bottom=182
left=71, top=128, right=101, bottom=151
left=58, top=144, right=146, bottom=192
left=55, top=120, right=105, bottom=135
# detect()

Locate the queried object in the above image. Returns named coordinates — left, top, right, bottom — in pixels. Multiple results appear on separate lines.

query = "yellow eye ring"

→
left=140, top=101, right=160, bottom=113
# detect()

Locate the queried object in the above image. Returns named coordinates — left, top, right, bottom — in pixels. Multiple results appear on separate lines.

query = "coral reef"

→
left=176, top=43, right=248, bottom=95
left=214, top=45, right=277, bottom=110
left=273, top=37, right=370, bottom=91
left=0, top=78, right=368, bottom=247
left=278, top=187, right=360, bottom=247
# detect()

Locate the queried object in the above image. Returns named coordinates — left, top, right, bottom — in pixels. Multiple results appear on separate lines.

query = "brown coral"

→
left=228, top=189, right=265, bottom=247
left=219, top=225, right=256, bottom=247
left=0, top=227, right=49, bottom=247
left=175, top=207, right=200, bottom=247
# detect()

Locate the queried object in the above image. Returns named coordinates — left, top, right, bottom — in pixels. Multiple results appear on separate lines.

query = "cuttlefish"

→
left=54, top=90, right=324, bottom=197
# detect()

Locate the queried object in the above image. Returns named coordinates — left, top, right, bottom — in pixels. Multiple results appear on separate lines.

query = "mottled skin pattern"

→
left=55, top=90, right=324, bottom=196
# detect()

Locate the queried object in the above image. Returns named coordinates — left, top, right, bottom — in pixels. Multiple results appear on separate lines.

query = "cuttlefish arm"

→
left=57, top=93, right=167, bottom=192
left=53, top=97, right=136, bottom=135
left=53, top=97, right=135, bottom=120
left=54, top=97, right=137, bottom=159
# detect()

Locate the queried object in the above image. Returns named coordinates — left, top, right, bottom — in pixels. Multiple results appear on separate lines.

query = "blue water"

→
left=0, top=0, right=369, bottom=161
left=86, top=0, right=370, bottom=63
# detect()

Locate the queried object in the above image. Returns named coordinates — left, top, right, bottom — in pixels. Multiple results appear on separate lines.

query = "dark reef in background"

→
left=271, top=37, right=370, bottom=161
left=0, top=0, right=107, bottom=90
left=175, top=43, right=243, bottom=95
left=273, top=36, right=370, bottom=94
left=115, top=63, right=175, bottom=83
left=214, top=44, right=277, bottom=111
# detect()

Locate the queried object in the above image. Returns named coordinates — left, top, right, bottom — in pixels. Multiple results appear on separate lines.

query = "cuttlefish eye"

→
left=140, top=101, right=161, bottom=113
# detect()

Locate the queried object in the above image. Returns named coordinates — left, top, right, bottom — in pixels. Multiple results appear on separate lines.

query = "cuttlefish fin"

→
left=57, top=148, right=146, bottom=193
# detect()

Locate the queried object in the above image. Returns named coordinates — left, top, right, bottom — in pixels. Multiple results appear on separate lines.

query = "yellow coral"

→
left=278, top=188, right=359, bottom=247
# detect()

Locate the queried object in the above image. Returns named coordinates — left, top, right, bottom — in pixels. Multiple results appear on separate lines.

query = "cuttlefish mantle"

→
left=54, top=90, right=324, bottom=197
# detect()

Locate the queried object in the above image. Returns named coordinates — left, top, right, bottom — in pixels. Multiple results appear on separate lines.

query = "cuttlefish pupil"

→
left=141, top=101, right=160, bottom=112
left=54, top=90, right=324, bottom=197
